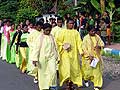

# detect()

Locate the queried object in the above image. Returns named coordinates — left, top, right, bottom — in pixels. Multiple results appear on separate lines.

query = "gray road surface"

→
left=0, top=59, right=38, bottom=90
left=0, top=59, right=120, bottom=90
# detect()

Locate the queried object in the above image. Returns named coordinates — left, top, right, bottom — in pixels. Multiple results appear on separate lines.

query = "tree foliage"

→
left=16, top=6, right=39, bottom=23
left=27, top=0, right=54, bottom=14
left=0, top=0, right=120, bottom=26
left=0, top=0, right=19, bottom=21
left=15, top=0, right=39, bottom=23
left=90, top=0, right=101, bottom=13
left=58, top=0, right=100, bottom=17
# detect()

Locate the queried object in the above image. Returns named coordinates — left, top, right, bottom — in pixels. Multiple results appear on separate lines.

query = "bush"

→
left=102, top=50, right=120, bottom=60
left=58, top=6, right=76, bottom=18
left=0, top=0, right=19, bottom=21
left=16, top=7, right=39, bottom=23
left=112, top=23, right=120, bottom=43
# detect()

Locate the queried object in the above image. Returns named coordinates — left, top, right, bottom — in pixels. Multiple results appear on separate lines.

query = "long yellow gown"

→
left=26, top=30, right=41, bottom=76
left=31, top=33, right=58, bottom=90
left=51, top=26, right=62, bottom=65
left=19, top=32, right=29, bottom=73
left=51, top=26, right=62, bottom=40
left=82, top=34, right=104, bottom=88
left=57, top=29, right=83, bottom=87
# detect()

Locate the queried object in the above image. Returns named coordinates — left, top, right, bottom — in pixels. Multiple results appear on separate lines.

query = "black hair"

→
left=87, top=25, right=95, bottom=32
left=43, top=23, right=52, bottom=30
left=1, top=22, right=4, bottom=26
left=101, top=18, right=105, bottom=22
left=66, top=18, right=74, bottom=24
left=22, top=24, right=28, bottom=28
left=36, top=21, right=43, bottom=27
left=6, top=19, right=10, bottom=23
left=53, top=18, right=56, bottom=20
left=57, top=17, right=63, bottom=22
left=3, top=19, right=10, bottom=23
left=16, top=24, right=21, bottom=29
left=39, top=18, right=44, bottom=23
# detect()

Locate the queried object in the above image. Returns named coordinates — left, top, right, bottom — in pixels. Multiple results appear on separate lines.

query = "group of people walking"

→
left=0, top=12, right=107, bottom=90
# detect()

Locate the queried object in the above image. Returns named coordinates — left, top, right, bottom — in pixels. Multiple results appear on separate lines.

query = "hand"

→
left=94, top=45, right=101, bottom=50
left=16, top=51, right=18, bottom=54
left=81, top=53, right=84, bottom=56
left=89, top=56, right=94, bottom=64
left=33, top=61, right=38, bottom=67
left=89, top=56, right=94, bottom=60
left=94, top=46, right=101, bottom=54
left=63, top=43, right=71, bottom=51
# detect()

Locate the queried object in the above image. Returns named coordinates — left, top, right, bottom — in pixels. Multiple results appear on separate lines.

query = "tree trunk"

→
left=100, top=0, right=105, bottom=14
left=74, top=0, right=77, bottom=14
left=74, top=0, right=77, bottom=6
left=55, top=0, right=57, bottom=14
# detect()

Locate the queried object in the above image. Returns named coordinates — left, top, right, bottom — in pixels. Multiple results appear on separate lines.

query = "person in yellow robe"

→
left=26, top=21, right=43, bottom=83
left=51, top=17, right=63, bottom=40
left=32, top=23, right=58, bottom=90
left=51, top=17, right=63, bottom=86
left=56, top=18, right=83, bottom=89
left=81, top=25, right=104, bottom=90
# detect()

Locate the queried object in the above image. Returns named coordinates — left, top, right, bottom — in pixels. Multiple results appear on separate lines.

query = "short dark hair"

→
left=43, top=23, right=52, bottom=30
left=87, top=25, right=95, bottom=32
left=39, top=18, right=44, bottom=23
left=101, top=18, right=105, bottom=22
left=16, top=24, right=21, bottom=28
left=66, top=18, right=74, bottom=24
left=57, top=17, right=63, bottom=22
left=36, top=21, right=43, bottom=26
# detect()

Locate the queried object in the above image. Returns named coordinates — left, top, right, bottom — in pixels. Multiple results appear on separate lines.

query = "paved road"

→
left=0, top=59, right=38, bottom=90
left=80, top=78, right=120, bottom=90
left=0, top=59, right=120, bottom=90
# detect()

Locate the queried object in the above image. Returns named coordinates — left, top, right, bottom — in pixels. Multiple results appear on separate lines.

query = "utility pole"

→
left=74, top=0, right=77, bottom=6
left=74, top=0, right=77, bottom=15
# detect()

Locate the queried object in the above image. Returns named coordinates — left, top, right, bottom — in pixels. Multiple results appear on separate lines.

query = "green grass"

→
left=102, top=51, right=120, bottom=61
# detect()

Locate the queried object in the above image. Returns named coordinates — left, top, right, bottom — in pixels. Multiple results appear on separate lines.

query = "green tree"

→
left=27, top=0, right=55, bottom=14
left=16, top=0, right=39, bottom=23
left=16, top=7, right=39, bottom=23
left=0, top=0, right=19, bottom=21
left=57, top=0, right=98, bottom=17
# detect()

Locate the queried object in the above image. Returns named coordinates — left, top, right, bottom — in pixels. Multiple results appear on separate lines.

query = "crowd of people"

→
left=0, top=11, right=111, bottom=90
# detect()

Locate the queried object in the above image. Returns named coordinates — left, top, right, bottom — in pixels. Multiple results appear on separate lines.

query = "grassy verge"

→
left=102, top=51, right=120, bottom=61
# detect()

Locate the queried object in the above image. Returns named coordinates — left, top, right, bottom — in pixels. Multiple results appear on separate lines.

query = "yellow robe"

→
left=19, top=32, right=29, bottom=73
left=26, top=30, right=40, bottom=76
left=57, top=29, right=83, bottom=86
left=31, top=33, right=58, bottom=90
left=82, top=34, right=104, bottom=87
left=51, top=26, right=62, bottom=63
left=51, top=26, right=62, bottom=40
